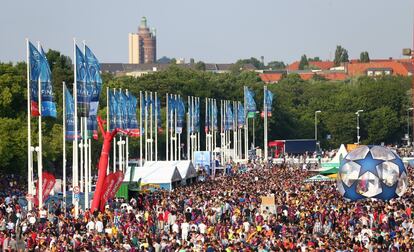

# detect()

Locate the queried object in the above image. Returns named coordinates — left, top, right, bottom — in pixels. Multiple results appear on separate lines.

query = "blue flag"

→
left=244, top=88, right=256, bottom=113
left=127, top=93, right=140, bottom=137
left=237, top=104, right=245, bottom=129
left=168, top=95, right=176, bottom=131
left=64, top=85, right=80, bottom=141
left=75, top=45, right=91, bottom=117
left=205, top=100, right=210, bottom=133
left=85, top=45, right=102, bottom=117
left=28, top=42, right=42, bottom=116
left=195, top=99, right=200, bottom=133
left=264, top=89, right=273, bottom=115
left=176, top=96, right=185, bottom=134
left=109, top=91, right=118, bottom=131
left=225, top=103, right=234, bottom=131
left=39, top=47, right=57, bottom=118
left=213, top=101, right=218, bottom=131
left=156, top=96, right=162, bottom=132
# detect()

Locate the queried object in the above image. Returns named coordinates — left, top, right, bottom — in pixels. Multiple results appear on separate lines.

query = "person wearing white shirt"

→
left=172, top=222, right=179, bottom=234
left=181, top=222, right=190, bottom=241
left=95, top=219, right=104, bottom=233
left=198, top=222, right=207, bottom=234
left=86, top=218, right=95, bottom=232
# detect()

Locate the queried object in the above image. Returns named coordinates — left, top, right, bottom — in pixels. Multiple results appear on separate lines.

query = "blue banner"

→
left=28, top=42, right=42, bottom=116
left=85, top=45, right=102, bottom=117
left=75, top=45, right=91, bottom=117
left=64, top=85, right=79, bottom=141
left=156, top=97, right=162, bottom=132
left=109, top=91, right=118, bottom=131
left=205, top=100, right=210, bottom=133
left=264, top=89, right=273, bottom=114
left=39, top=47, right=57, bottom=118
left=225, top=103, right=234, bottom=130
left=168, top=95, right=176, bottom=131
left=127, top=93, right=139, bottom=137
left=237, top=103, right=245, bottom=129
left=244, top=88, right=256, bottom=113
left=213, top=101, right=218, bottom=131
left=195, top=99, right=200, bottom=133
left=176, top=96, right=185, bottom=134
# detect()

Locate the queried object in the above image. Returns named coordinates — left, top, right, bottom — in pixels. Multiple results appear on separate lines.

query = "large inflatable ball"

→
left=337, top=145, right=408, bottom=201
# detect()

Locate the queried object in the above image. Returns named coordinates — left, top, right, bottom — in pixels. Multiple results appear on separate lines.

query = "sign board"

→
left=260, top=196, right=276, bottom=214
left=74, top=193, right=80, bottom=201
left=194, top=151, right=211, bottom=170
left=73, top=186, right=80, bottom=194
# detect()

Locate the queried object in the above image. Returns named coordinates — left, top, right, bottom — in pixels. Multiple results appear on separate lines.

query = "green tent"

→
left=320, top=167, right=339, bottom=175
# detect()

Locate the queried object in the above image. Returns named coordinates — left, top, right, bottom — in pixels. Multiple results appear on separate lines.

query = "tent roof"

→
left=144, top=161, right=197, bottom=179
left=304, top=174, right=334, bottom=182
left=330, top=144, right=348, bottom=164
left=123, top=162, right=183, bottom=184
left=320, top=167, right=339, bottom=175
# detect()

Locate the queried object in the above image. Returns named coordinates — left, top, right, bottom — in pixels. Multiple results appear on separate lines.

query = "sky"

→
left=0, top=0, right=413, bottom=64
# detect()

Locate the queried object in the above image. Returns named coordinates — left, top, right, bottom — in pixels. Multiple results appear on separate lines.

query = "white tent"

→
left=320, top=144, right=348, bottom=170
left=144, top=161, right=197, bottom=181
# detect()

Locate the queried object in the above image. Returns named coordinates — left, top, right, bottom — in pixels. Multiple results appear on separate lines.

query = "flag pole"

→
left=26, top=39, right=33, bottom=211
left=174, top=94, right=178, bottom=161
left=113, top=88, right=116, bottom=173
left=170, top=94, right=174, bottom=161
left=126, top=89, right=129, bottom=172
left=36, top=42, right=43, bottom=210
left=106, top=86, right=109, bottom=174
left=177, top=95, right=180, bottom=160
left=139, top=91, right=143, bottom=167
left=191, top=96, right=195, bottom=162
left=149, top=92, right=153, bottom=161
left=197, top=97, right=200, bottom=153
left=82, top=42, right=88, bottom=209
left=155, top=92, right=158, bottom=161
left=145, top=91, right=148, bottom=162
left=119, top=88, right=123, bottom=171
left=187, top=96, right=190, bottom=161
left=72, top=38, right=79, bottom=217
left=244, top=86, right=249, bottom=161
left=62, top=82, right=67, bottom=209
left=166, top=93, right=169, bottom=161
left=264, top=85, right=268, bottom=161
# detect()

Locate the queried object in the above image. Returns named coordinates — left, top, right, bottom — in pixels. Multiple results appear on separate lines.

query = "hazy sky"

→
left=0, top=0, right=413, bottom=64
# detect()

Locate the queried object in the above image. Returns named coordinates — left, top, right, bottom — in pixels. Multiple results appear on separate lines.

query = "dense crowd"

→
left=0, top=160, right=414, bottom=251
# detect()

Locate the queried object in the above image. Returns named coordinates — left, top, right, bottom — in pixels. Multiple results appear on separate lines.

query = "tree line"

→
left=0, top=49, right=410, bottom=175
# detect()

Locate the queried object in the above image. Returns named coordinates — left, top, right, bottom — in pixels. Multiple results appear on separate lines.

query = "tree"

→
left=195, top=61, right=206, bottom=71
left=334, top=45, right=349, bottom=66
left=308, top=57, right=321, bottom=62
left=359, top=51, right=370, bottom=63
left=267, top=61, right=285, bottom=70
left=298, top=55, right=309, bottom=70
left=236, top=57, right=264, bottom=70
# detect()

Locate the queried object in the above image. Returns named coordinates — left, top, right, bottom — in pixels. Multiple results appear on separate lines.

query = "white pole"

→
left=234, top=101, right=237, bottom=160
left=174, top=94, right=178, bottom=161
left=166, top=93, right=169, bottom=161
left=79, top=118, right=84, bottom=193
left=170, top=94, right=174, bottom=161
left=62, top=82, right=67, bottom=207
left=191, top=96, right=195, bottom=161
left=186, top=111, right=190, bottom=160
left=155, top=92, right=158, bottom=161
left=73, top=39, right=79, bottom=217
left=106, top=87, right=110, bottom=174
left=126, top=89, right=129, bottom=172
left=113, top=89, right=116, bottom=173
left=88, top=138, right=92, bottom=193
left=36, top=42, right=43, bottom=210
left=244, top=86, right=249, bottom=161
left=264, top=85, right=268, bottom=161
left=144, top=91, right=148, bottom=162
left=119, top=88, right=123, bottom=171
left=197, top=97, right=200, bottom=153
left=26, top=39, right=33, bottom=211
left=178, top=95, right=181, bottom=161
left=149, top=92, right=153, bottom=161
left=139, top=91, right=143, bottom=167
left=84, top=118, right=88, bottom=209
left=220, top=100, right=224, bottom=166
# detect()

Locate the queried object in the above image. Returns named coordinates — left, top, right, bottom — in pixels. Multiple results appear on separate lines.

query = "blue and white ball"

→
left=337, top=145, right=408, bottom=201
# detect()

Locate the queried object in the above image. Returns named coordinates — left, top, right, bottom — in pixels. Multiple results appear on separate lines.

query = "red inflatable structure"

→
left=90, top=116, right=119, bottom=213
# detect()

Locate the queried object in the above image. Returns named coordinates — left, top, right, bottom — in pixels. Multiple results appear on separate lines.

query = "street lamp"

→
left=355, top=110, right=364, bottom=144
left=314, top=110, right=321, bottom=141
left=407, top=107, right=413, bottom=146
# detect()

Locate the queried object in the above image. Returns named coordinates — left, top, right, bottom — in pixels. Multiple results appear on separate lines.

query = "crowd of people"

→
left=0, top=159, right=414, bottom=251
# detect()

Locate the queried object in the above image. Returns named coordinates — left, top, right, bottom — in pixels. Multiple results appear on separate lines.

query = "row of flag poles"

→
left=27, top=38, right=273, bottom=215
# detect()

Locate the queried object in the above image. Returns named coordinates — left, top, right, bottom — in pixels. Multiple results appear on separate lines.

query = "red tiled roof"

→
left=287, top=61, right=334, bottom=71
left=298, top=72, right=347, bottom=81
left=347, top=61, right=410, bottom=76
left=260, top=73, right=283, bottom=83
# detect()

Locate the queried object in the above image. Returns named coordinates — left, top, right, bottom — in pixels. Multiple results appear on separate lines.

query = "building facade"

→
left=128, top=17, right=156, bottom=64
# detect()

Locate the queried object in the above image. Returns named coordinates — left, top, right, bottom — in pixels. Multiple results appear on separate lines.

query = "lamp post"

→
left=314, top=110, right=321, bottom=141
left=407, top=107, right=413, bottom=146
left=355, top=110, right=364, bottom=144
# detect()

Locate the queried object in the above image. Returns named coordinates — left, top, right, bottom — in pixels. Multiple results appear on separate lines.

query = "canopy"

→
left=145, top=161, right=197, bottom=180
left=321, top=144, right=348, bottom=169
left=123, top=162, right=182, bottom=184
left=320, top=167, right=339, bottom=175
left=304, top=174, right=334, bottom=182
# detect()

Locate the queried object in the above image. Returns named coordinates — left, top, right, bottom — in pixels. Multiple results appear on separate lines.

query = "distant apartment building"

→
left=128, top=17, right=156, bottom=64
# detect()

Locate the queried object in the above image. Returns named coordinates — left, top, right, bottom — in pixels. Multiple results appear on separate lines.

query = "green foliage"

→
left=334, top=45, right=349, bottom=66
left=308, top=57, right=321, bottom=62
left=235, top=57, right=264, bottom=70
left=266, top=61, right=285, bottom=70
left=195, top=61, right=206, bottom=71
left=298, top=55, right=309, bottom=70
left=360, top=51, right=370, bottom=63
